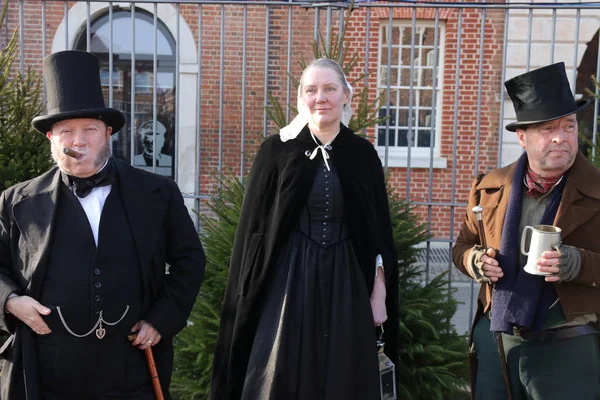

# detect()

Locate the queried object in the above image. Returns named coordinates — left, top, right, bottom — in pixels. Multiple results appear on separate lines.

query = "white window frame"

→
left=100, top=68, right=122, bottom=88
left=376, top=20, right=447, bottom=169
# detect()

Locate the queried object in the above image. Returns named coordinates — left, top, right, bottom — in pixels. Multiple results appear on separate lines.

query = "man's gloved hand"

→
left=468, top=245, right=503, bottom=283
left=536, top=244, right=580, bottom=282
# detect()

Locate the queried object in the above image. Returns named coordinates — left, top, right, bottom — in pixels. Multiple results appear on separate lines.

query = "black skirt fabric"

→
left=241, top=161, right=380, bottom=400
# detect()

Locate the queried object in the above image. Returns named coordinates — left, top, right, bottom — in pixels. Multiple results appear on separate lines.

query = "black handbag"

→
left=377, top=326, right=397, bottom=400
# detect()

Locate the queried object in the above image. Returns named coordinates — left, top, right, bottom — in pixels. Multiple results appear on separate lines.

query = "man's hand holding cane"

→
left=130, top=320, right=161, bottom=350
left=477, top=248, right=503, bottom=283
left=471, top=206, right=513, bottom=400
left=128, top=321, right=164, bottom=400
left=471, top=206, right=504, bottom=283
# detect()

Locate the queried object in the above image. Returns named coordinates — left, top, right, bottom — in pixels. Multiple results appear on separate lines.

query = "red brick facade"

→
left=5, top=1, right=506, bottom=241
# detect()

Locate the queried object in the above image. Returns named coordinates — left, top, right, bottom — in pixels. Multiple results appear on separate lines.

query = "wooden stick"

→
left=472, top=205, right=488, bottom=249
left=128, top=332, right=165, bottom=400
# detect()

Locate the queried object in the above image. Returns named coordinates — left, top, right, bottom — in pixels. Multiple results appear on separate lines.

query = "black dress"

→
left=240, top=161, right=380, bottom=400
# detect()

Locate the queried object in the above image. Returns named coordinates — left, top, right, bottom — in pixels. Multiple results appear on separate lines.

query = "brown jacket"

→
left=453, top=152, right=600, bottom=321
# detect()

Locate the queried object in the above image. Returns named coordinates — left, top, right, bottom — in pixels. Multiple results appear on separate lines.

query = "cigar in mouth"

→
left=62, top=147, right=83, bottom=159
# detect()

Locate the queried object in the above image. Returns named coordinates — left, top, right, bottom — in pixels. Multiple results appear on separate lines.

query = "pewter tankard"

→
left=520, top=224, right=561, bottom=276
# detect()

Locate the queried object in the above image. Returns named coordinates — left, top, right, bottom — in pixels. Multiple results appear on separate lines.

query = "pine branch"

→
left=0, top=0, right=50, bottom=191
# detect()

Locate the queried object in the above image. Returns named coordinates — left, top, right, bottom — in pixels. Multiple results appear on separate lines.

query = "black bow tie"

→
left=62, top=158, right=115, bottom=198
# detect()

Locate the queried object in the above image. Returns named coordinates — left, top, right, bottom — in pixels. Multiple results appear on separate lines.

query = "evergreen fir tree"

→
left=171, top=172, right=244, bottom=399
left=171, top=2, right=469, bottom=398
left=0, top=0, right=52, bottom=191
left=389, top=192, right=470, bottom=399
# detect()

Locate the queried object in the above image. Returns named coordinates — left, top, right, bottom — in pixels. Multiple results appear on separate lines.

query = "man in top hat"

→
left=453, top=62, right=600, bottom=399
left=0, top=50, right=205, bottom=399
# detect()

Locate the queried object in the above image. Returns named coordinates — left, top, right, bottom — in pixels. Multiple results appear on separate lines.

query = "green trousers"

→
left=473, top=317, right=600, bottom=400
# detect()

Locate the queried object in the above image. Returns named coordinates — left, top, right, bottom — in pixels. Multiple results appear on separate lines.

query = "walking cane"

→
left=128, top=332, right=165, bottom=400
left=471, top=205, right=513, bottom=400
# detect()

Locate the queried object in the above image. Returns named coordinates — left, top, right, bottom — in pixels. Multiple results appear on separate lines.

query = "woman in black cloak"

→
left=211, top=58, right=398, bottom=400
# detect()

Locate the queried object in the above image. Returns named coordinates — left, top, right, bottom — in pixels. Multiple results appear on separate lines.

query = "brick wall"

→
left=344, top=4, right=506, bottom=240
left=7, top=0, right=506, bottom=242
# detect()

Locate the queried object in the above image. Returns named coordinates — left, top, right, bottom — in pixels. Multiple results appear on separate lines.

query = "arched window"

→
left=75, top=8, right=176, bottom=178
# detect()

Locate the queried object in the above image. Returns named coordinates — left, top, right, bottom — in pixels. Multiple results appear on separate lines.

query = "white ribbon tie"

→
left=309, top=130, right=339, bottom=171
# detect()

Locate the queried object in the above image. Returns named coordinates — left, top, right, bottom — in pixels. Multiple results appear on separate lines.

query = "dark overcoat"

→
left=0, top=157, right=206, bottom=400
left=211, top=124, right=398, bottom=400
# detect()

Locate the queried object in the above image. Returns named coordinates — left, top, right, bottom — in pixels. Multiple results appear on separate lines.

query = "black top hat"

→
left=32, top=50, right=125, bottom=135
left=504, top=62, right=590, bottom=132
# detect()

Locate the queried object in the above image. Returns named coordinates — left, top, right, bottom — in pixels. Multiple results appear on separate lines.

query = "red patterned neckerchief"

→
left=524, top=166, right=562, bottom=197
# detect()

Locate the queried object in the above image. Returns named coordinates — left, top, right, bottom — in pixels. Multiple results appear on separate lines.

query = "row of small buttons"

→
left=94, top=268, right=102, bottom=310
left=322, top=166, right=331, bottom=246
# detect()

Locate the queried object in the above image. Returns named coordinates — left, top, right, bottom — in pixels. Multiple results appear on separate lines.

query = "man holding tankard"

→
left=453, top=62, right=600, bottom=399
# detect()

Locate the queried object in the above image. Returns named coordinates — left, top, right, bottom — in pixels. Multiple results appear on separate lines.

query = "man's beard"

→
left=50, top=140, right=111, bottom=176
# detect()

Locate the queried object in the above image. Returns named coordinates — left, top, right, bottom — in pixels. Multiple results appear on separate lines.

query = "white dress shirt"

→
left=74, top=185, right=112, bottom=246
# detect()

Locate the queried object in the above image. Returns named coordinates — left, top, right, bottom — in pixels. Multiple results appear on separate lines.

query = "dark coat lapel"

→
left=113, top=158, right=164, bottom=288
left=12, top=169, right=61, bottom=295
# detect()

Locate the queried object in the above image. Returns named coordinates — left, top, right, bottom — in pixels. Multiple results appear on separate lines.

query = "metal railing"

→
left=6, top=0, right=600, bottom=333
